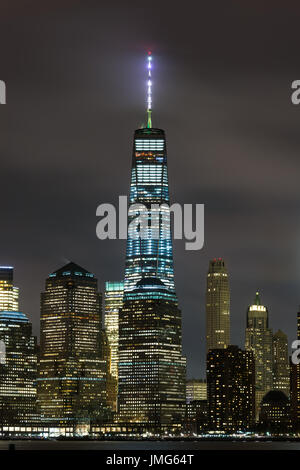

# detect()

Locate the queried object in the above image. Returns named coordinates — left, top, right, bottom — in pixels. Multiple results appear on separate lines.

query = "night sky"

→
left=1, top=1, right=300, bottom=378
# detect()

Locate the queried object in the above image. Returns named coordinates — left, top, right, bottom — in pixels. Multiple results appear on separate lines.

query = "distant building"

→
left=207, top=345, right=255, bottom=432
left=0, top=266, right=19, bottom=311
left=118, top=67, right=186, bottom=432
left=104, top=281, right=124, bottom=411
left=245, top=291, right=273, bottom=419
left=118, top=279, right=186, bottom=430
left=273, top=330, right=290, bottom=397
left=38, top=262, right=108, bottom=429
left=290, top=307, right=300, bottom=430
left=186, top=379, right=207, bottom=403
left=290, top=361, right=300, bottom=430
left=0, top=266, right=37, bottom=426
left=185, top=400, right=208, bottom=434
left=206, top=258, right=230, bottom=352
left=259, top=390, right=291, bottom=434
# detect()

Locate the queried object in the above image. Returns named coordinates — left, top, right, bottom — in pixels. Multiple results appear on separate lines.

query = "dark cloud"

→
left=0, top=0, right=300, bottom=377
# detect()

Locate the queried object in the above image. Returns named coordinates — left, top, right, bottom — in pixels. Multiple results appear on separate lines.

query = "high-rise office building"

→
left=186, top=379, right=207, bottom=403
left=104, top=281, right=124, bottom=411
left=206, top=258, right=230, bottom=352
left=207, top=345, right=255, bottom=432
left=38, top=262, right=107, bottom=428
left=245, top=291, right=273, bottom=418
left=118, top=53, right=186, bottom=430
left=273, top=330, right=290, bottom=397
left=0, top=266, right=37, bottom=426
left=0, top=266, right=19, bottom=311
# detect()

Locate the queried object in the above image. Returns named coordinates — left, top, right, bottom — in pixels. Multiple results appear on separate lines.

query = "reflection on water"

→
left=0, top=440, right=300, bottom=451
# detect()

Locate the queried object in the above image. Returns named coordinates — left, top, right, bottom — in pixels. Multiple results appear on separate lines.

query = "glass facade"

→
left=119, top=279, right=186, bottom=428
left=119, top=126, right=186, bottom=430
left=38, top=262, right=107, bottom=426
left=124, top=128, right=175, bottom=294
left=104, top=281, right=124, bottom=411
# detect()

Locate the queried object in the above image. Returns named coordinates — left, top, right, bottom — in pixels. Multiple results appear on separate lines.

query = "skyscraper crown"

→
left=49, top=262, right=95, bottom=279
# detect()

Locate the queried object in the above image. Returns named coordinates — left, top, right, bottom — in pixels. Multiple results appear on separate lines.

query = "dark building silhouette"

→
left=259, top=390, right=291, bottom=434
left=273, top=329, right=290, bottom=397
left=119, top=278, right=186, bottom=430
left=207, top=345, right=255, bottom=432
left=185, top=400, right=208, bottom=435
left=37, top=262, right=108, bottom=430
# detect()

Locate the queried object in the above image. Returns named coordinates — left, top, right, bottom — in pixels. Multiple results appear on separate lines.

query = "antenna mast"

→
left=147, top=51, right=152, bottom=128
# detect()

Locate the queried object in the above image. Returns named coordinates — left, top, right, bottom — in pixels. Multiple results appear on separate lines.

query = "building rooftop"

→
left=49, top=262, right=95, bottom=279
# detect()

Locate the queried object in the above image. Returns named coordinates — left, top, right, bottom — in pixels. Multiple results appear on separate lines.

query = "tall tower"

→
left=206, top=258, right=230, bottom=352
left=118, top=53, right=186, bottom=431
left=290, top=306, right=300, bottom=430
left=38, top=262, right=107, bottom=428
left=245, top=291, right=273, bottom=419
left=104, top=281, right=124, bottom=411
left=273, top=330, right=290, bottom=397
left=0, top=266, right=37, bottom=426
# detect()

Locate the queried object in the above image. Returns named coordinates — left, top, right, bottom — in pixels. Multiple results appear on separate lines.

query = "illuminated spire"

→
left=147, top=51, right=152, bottom=128
left=254, top=291, right=261, bottom=305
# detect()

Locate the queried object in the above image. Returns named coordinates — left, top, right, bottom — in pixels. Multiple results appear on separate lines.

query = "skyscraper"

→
left=0, top=266, right=19, bottom=311
left=207, top=345, right=255, bottom=432
left=206, top=258, right=230, bottom=352
left=38, top=262, right=107, bottom=429
left=104, top=281, right=124, bottom=411
left=0, top=266, right=37, bottom=426
left=245, top=291, right=273, bottom=418
left=118, top=53, right=186, bottom=430
left=273, top=329, right=290, bottom=397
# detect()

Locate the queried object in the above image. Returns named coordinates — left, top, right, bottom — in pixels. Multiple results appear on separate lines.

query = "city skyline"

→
left=1, top=2, right=300, bottom=380
left=2, top=249, right=297, bottom=380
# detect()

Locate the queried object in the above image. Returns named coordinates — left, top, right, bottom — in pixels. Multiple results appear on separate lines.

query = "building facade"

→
left=119, top=278, right=186, bottom=429
left=207, top=345, right=255, bottom=432
left=206, top=258, right=230, bottom=352
left=245, top=292, right=273, bottom=419
left=273, top=329, right=290, bottom=397
left=290, top=307, right=300, bottom=430
left=118, top=82, right=186, bottom=430
left=104, top=281, right=124, bottom=411
left=259, top=390, right=291, bottom=434
left=0, top=266, right=19, bottom=311
left=123, top=129, right=175, bottom=294
left=0, top=266, right=37, bottom=426
left=38, top=262, right=107, bottom=427
left=186, top=379, right=207, bottom=403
